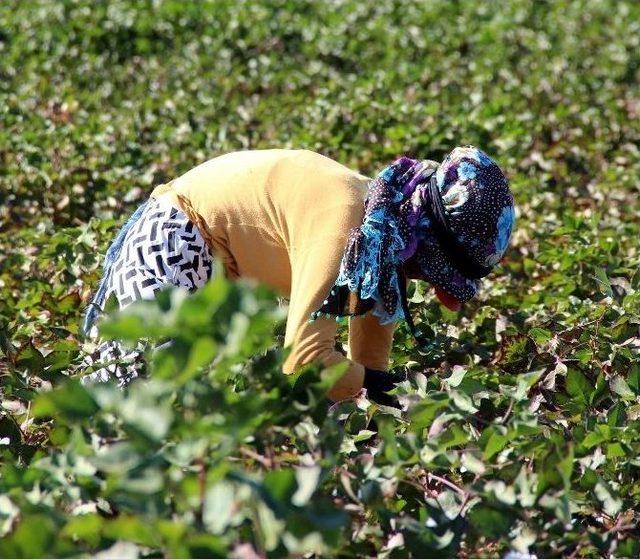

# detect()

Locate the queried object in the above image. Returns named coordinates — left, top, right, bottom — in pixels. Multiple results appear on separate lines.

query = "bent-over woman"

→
left=82, top=147, right=515, bottom=403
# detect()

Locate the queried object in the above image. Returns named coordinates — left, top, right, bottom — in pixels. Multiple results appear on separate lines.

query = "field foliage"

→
left=1, top=1, right=640, bottom=557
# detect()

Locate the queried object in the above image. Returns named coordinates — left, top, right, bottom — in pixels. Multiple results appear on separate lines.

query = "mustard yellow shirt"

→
left=151, top=149, right=396, bottom=400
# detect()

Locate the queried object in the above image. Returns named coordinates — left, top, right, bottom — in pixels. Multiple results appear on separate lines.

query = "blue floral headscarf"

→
left=311, top=146, right=515, bottom=327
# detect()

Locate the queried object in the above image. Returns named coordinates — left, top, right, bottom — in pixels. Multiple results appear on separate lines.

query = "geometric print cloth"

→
left=82, top=198, right=213, bottom=387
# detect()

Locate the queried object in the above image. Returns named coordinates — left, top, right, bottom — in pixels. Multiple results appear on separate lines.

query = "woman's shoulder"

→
left=206, top=148, right=371, bottom=203
left=174, top=148, right=369, bottom=184
left=171, top=148, right=370, bottom=225
left=206, top=148, right=369, bottom=178
left=279, top=149, right=370, bottom=180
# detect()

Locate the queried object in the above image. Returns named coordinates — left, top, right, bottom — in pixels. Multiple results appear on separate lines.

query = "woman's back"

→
left=153, top=149, right=370, bottom=295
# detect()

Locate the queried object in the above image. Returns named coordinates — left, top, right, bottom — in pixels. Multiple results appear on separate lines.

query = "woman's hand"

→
left=363, top=368, right=403, bottom=408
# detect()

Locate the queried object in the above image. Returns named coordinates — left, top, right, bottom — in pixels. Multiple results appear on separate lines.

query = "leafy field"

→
left=1, top=0, right=640, bottom=557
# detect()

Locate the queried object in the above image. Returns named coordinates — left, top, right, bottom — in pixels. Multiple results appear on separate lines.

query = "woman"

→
left=82, top=146, right=515, bottom=403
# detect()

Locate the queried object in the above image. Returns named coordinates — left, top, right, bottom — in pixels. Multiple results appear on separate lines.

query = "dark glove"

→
left=363, top=368, right=402, bottom=409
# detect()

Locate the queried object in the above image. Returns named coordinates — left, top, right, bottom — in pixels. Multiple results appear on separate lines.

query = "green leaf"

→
left=444, top=366, right=466, bottom=387
left=483, top=430, right=509, bottom=460
left=594, top=480, right=622, bottom=516
left=102, top=516, right=160, bottom=546
left=61, top=514, right=104, bottom=547
left=557, top=445, right=574, bottom=489
left=593, top=267, right=614, bottom=297
left=468, top=504, right=513, bottom=538
left=609, top=375, right=636, bottom=400
left=0, top=514, right=57, bottom=559
left=32, top=381, right=98, bottom=420
left=15, top=342, right=44, bottom=375
left=566, top=368, right=593, bottom=405
left=176, top=336, right=217, bottom=383
left=263, top=469, right=297, bottom=511
left=409, top=393, right=450, bottom=430
left=529, top=327, right=552, bottom=346
left=461, top=452, right=486, bottom=475
left=203, top=482, right=236, bottom=534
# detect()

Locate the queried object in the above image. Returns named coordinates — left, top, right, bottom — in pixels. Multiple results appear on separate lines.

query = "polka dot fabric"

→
left=312, top=146, right=515, bottom=324
left=411, top=146, right=515, bottom=302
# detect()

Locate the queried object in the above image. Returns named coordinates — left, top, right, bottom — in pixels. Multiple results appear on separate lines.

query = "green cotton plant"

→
left=1, top=0, right=640, bottom=556
left=1, top=271, right=353, bottom=558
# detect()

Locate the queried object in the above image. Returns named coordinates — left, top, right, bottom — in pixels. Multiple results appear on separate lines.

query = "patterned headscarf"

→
left=311, top=146, right=515, bottom=329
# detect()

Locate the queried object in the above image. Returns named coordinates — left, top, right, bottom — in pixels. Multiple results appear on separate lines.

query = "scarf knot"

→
left=313, top=156, right=432, bottom=324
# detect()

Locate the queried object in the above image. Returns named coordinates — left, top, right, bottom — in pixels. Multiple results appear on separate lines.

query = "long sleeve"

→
left=347, top=312, right=396, bottom=371
left=283, top=239, right=365, bottom=401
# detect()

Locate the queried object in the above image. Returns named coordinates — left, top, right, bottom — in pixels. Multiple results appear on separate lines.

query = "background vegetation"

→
left=1, top=0, right=639, bottom=557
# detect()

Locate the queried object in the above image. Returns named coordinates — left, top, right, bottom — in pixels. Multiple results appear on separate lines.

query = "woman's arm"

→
left=283, top=240, right=366, bottom=401
left=347, top=312, right=396, bottom=372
